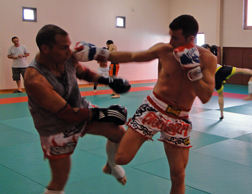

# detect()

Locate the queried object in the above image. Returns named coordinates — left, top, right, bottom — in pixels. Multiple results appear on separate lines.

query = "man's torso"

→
left=8, top=45, right=28, bottom=68
left=153, top=44, right=198, bottom=110
left=27, top=59, right=87, bottom=136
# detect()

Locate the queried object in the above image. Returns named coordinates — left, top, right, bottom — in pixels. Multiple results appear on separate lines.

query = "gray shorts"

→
left=12, top=68, right=26, bottom=81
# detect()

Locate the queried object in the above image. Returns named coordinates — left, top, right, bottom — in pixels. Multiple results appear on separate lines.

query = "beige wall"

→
left=0, top=0, right=251, bottom=90
left=222, top=0, right=252, bottom=47
left=168, top=0, right=221, bottom=46
left=0, top=0, right=169, bottom=90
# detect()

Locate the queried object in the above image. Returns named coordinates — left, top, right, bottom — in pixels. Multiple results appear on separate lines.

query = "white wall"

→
left=168, top=0, right=221, bottom=46
left=222, top=0, right=252, bottom=47
left=0, top=0, right=169, bottom=90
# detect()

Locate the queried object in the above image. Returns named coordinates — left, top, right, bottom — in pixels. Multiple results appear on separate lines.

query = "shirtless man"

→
left=24, top=24, right=130, bottom=193
left=106, top=40, right=120, bottom=98
left=74, top=14, right=216, bottom=194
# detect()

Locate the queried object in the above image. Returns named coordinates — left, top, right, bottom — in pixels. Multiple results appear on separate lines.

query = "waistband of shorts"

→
left=147, top=92, right=190, bottom=119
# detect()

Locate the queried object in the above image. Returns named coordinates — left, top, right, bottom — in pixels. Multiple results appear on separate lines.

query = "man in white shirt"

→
left=7, top=36, right=29, bottom=93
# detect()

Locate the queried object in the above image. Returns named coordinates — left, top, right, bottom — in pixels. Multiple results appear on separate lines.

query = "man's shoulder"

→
left=19, top=44, right=27, bottom=48
left=198, top=47, right=215, bottom=59
left=153, top=42, right=173, bottom=53
left=109, top=44, right=117, bottom=52
left=8, top=45, right=15, bottom=50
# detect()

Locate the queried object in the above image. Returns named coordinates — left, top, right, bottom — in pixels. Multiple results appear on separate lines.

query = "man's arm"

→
left=24, top=67, right=67, bottom=113
left=7, top=55, right=18, bottom=59
left=108, top=43, right=164, bottom=63
left=23, top=53, right=30, bottom=57
left=23, top=45, right=30, bottom=57
left=191, top=52, right=217, bottom=104
left=24, top=66, right=127, bottom=124
left=75, top=61, right=131, bottom=94
left=76, top=62, right=100, bottom=83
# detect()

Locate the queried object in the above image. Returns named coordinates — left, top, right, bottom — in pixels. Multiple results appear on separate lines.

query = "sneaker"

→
left=93, top=90, right=97, bottom=93
left=111, top=94, right=120, bottom=98
left=13, top=90, right=22, bottom=93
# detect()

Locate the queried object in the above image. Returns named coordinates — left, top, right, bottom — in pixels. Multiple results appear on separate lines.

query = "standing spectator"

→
left=7, top=36, right=29, bottom=93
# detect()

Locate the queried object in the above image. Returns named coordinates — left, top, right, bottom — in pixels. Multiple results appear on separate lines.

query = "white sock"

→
left=106, top=140, right=119, bottom=167
left=248, top=81, right=252, bottom=94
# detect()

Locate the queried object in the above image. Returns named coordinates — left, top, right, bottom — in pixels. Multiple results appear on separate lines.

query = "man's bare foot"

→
left=103, top=163, right=127, bottom=185
left=243, top=95, right=252, bottom=101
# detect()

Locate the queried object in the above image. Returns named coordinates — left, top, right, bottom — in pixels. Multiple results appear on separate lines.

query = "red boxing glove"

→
left=173, top=43, right=202, bottom=81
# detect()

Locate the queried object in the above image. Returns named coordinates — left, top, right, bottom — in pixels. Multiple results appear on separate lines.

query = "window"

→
left=195, top=33, right=205, bottom=46
left=22, top=7, right=37, bottom=22
left=244, top=0, right=252, bottom=29
left=116, top=16, right=125, bottom=28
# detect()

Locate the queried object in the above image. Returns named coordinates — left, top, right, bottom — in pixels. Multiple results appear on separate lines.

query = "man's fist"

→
left=73, top=41, right=110, bottom=62
left=173, top=43, right=202, bottom=81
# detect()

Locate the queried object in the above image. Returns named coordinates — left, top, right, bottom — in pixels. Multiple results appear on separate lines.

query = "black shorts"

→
left=215, top=66, right=236, bottom=92
left=12, top=68, right=26, bottom=81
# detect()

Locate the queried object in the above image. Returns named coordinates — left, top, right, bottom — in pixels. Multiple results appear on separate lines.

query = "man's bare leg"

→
left=164, top=143, right=189, bottom=194
left=115, top=127, right=146, bottom=165
left=16, top=80, right=22, bottom=92
left=46, top=156, right=71, bottom=192
left=103, top=140, right=127, bottom=185
left=85, top=122, right=127, bottom=185
left=218, top=91, right=224, bottom=119
left=243, top=80, right=252, bottom=101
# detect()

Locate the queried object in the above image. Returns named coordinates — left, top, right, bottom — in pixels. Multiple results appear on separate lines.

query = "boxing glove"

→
left=90, top=105, right=127, bottom=125
left=74, top=41, right=110, bottom=62
left=98, top=76, right=131, bottom=94
left=173, top=43, right=203, bottom=81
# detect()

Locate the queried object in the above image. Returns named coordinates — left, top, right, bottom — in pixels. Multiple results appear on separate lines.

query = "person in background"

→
left=106, top=40, right=121, bottom=98
left=202, top=44, right=252, bottom=119
left=7, top=36, right=29, bottom=93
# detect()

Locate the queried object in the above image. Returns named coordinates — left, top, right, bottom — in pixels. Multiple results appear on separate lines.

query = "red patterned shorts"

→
left=127, top=92, right=192, bottom=147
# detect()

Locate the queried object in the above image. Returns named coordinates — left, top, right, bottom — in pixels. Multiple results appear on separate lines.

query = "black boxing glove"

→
left=90, top=105, right=127, bottom=125
left=98, top=76, right=131, bottom=94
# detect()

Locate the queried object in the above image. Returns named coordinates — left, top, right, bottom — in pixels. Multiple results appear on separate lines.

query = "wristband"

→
left=57, top=103, right=90, bottom=123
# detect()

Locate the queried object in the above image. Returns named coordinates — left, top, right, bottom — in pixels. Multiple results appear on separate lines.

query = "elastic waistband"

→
left=148, top=92, right=190, bottom=118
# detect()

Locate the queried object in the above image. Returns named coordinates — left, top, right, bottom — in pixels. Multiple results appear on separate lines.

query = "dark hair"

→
left=12, top=36, right=18, bottom=41
left=36, top=24, right=68, bottom=50
left=201, top=44, right=211, bottom=50
left=106, top=40, right=114, bottom=45
left=210, top=45, right=218, bottom=56
left=169, top=15, right=199, bottom=38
